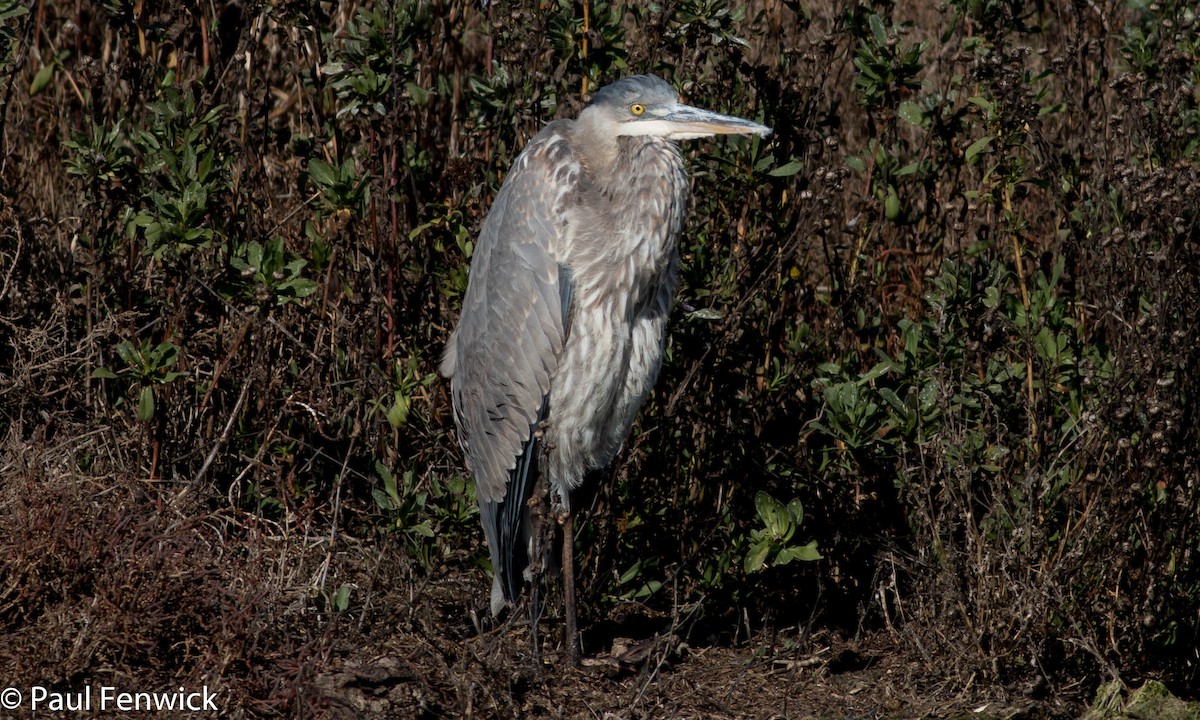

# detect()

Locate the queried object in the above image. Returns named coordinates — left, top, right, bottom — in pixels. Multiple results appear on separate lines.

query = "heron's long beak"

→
left=657, top=103, right=768, bottom=139
left=619, top=103, right=772, bottom=140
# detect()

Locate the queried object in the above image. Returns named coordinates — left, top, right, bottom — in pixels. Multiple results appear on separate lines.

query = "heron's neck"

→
left=572, top=111, right=623, bottom=175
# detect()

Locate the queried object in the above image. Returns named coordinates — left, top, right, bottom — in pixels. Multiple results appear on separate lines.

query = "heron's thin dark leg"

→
left=561, top=511, right=579, bottom=664
left=528, top=482, right=548, bottom=665
left=529, top=560, right=542, bottom=663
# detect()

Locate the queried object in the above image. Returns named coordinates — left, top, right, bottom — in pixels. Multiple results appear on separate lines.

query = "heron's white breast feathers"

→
left=539, top=135, right=689, bottom=496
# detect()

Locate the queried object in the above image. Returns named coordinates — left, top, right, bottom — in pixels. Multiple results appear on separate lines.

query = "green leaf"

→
left=387, top=391, right=410, bottom=428
left=776, top=540, right=822, bottom=564
left=137, top=386, right=155, bottom=422
left=372, top=487, right=395, bottom=511
left=0, top=4, right=30, bottom=21
left=281, top=278, right=318, bottom=300
left=152, top=342, right=179, bottom=367
left=786, top=499, right=805, bottom=526
left=768, top=159, right=804, bottom=177
left=861, top=360, right=893, bottom=382
left=744, top=539, right=772, bottom=573
left=918, top=381, right=940, bottom=415
left=877, top=387, right=906, bottom=413
left=30, top=63, right=55, bottom=95
left=868, top=13, right=888, bottom=47
left=686, top=307, right=724, bottom=321
left=381, top=465, right=401, bottom=507
left=827, top=380, right=859, bottom=411
left=332, top=584, right=351, bottom=612
left=845, top=155, right=865, bottom=173
left=854, top=57, right=882, bottom=82
left=308, top=159, right=336, bottom=187
left=631, top=580, right=662, bottom=599
left=405, top=81, right=434, bottom=106
left=91, top=367, right=119, bottom=379
left=897, top=101, right=925, bottom=127
left=408, top=522, right=435, bottom=538
left=755, top=491, right=792, bottom=539
left=144, top=222, right=165, bottom=243
left=965, top=136, right=993, bottom=164
left=1034, top=326, right=1057, bottom=362
left=246, top=240, right=264, bottom=269
left=966, top=95, right=995, bottom=115
left=115, top=340, right=141, bottom=368
left=884, top=186, right=901, bottom=220
left=619, top=560, right=648, bottom=585
left=753, top=153, right=777, bottom=173
left=408, top=221, right=435, bottom=241
left=1038, top=102, right=1064, bottom=117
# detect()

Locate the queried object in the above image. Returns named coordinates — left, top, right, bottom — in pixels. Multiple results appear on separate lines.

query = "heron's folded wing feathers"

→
left=443, top=127, right=579, bottom=605
left=452, top=131, right=577, bottom=499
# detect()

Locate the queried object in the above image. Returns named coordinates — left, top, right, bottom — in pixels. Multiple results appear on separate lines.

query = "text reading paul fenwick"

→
left=1, top=685, right=219, bottom=713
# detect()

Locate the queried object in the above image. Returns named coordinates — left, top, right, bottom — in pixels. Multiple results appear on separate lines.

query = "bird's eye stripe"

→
left=631, top=103, right=645, bottom=115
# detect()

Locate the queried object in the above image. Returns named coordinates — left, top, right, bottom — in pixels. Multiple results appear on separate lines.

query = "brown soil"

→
left=0, top=438, right=1076, bottom=718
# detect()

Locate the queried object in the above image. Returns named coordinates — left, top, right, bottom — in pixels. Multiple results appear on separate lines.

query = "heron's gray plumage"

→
left=441, top=75, right=770, bottom=625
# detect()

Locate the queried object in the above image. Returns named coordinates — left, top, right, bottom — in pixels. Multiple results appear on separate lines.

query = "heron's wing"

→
left=441, top=124, right=579, bottom=608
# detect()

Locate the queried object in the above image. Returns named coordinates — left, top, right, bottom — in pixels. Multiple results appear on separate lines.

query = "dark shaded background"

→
left=1, top=0, right=1197, bottom=716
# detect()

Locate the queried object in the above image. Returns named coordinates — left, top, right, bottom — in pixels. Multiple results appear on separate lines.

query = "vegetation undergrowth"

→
left=1, top=0, right=1197, bottom=714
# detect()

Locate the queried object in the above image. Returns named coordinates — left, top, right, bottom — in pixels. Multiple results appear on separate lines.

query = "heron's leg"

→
left=529, top=531, right=541, bottom=663
left=560, top=510, right=579, bottom=664
left=527, top=478, right=549, bottom=665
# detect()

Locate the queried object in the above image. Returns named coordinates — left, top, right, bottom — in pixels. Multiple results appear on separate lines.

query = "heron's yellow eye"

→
left=631, top=103, right=645, bottom=116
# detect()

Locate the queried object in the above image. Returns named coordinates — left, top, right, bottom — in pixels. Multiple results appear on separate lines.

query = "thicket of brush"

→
left=1, top=0, right=1197, bottom=712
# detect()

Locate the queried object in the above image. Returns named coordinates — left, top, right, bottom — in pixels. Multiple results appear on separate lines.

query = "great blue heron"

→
left=441, top=74, right=770, bottom=660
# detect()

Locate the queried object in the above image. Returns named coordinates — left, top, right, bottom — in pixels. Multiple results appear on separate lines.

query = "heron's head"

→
left=583, top=75, right=771, bottom=141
